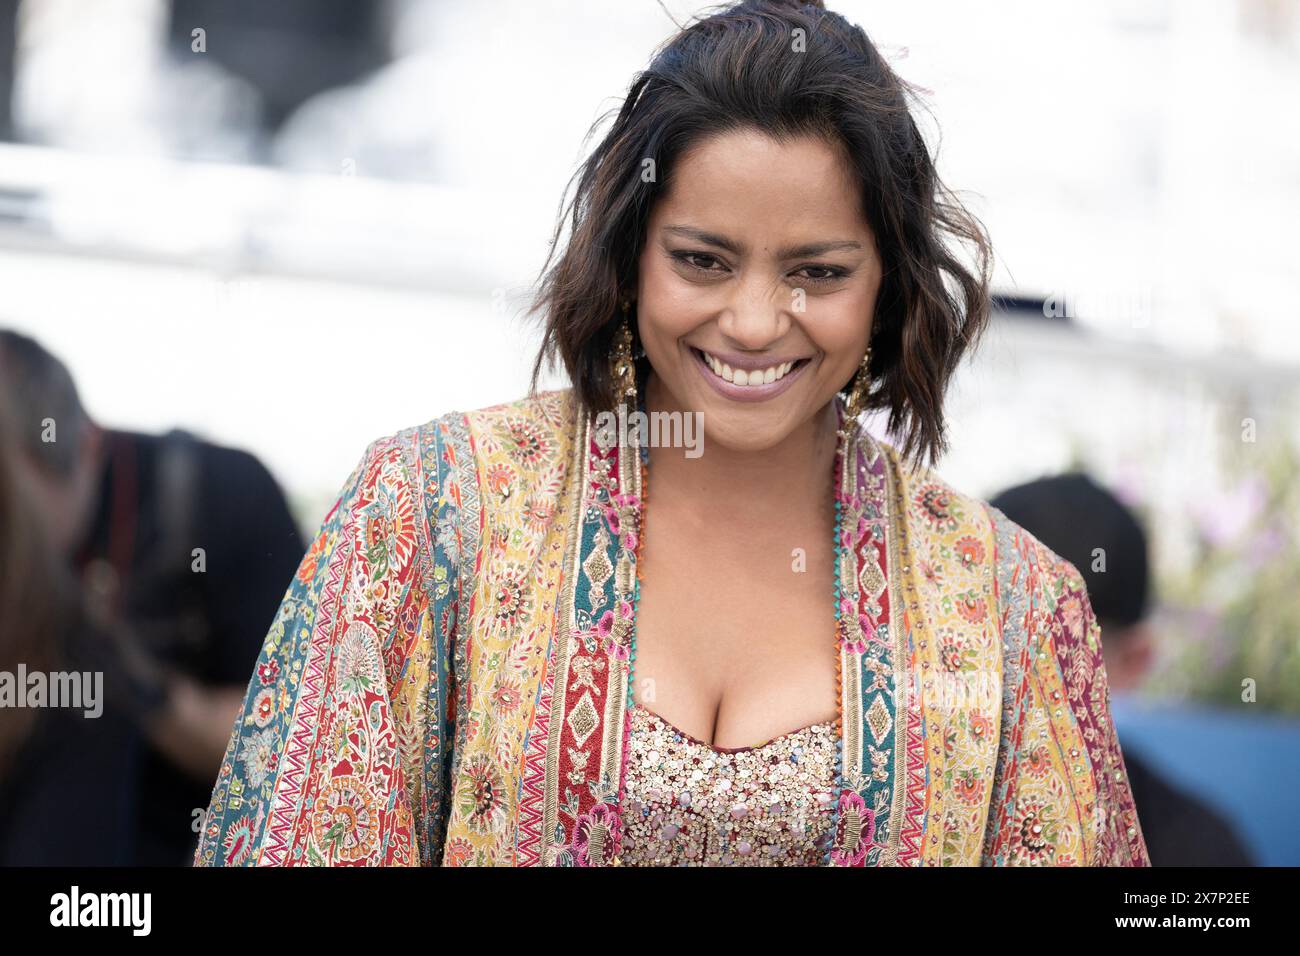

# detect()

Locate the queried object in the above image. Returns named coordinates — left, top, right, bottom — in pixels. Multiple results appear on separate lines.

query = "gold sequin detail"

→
left=619, top=704, right=838, bottom=866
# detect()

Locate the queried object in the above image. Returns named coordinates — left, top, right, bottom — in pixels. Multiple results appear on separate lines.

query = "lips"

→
left=697, top=348, right=805, bottom=386
left=689, top=346, right=811, bottom=403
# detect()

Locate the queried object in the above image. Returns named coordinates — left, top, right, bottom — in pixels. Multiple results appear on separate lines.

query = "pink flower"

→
left=831, top=792, right=875, bottom=866
left=603, top=504, right=621, bottom=536
left=836, top=614, right=868, bottom=654
left=572, top=802, right=621, bottom=866
left=596, top=609, right=631, bottom=661
left=604, top=493, right=642, bottom=540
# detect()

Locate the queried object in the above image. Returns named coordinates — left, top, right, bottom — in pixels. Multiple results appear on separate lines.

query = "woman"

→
left=195, top=0, right=1149, bottom=867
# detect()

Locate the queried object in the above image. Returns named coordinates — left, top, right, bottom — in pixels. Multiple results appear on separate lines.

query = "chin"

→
left=696, top=402, right=804, bottom=454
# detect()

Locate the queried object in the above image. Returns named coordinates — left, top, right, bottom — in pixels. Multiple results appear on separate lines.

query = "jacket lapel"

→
left=528, top=412, right=911, bottom=866
left=828, top=425, right=913, bottom=865
left=529, top=414, right=637, bottom=865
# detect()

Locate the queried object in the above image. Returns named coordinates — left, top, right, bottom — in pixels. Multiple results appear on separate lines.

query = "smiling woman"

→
left=641, top=130, right=882, bottom=438
left=195, top=0, right=1150, bottom=867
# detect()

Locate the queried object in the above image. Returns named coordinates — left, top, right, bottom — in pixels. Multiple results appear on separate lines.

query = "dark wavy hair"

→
left=529, top=0, right=990, bottom=469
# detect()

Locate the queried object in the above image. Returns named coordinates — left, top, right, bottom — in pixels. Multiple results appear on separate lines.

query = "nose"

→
left=716, top=275, right=791, bottom=351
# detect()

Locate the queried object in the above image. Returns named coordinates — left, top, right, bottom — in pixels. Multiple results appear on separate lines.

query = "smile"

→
left=695, top=348, right=807, bottom=385
left=690, top=347, right=811, bottom=403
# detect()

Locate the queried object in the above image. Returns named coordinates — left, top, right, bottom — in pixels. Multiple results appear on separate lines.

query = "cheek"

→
left=796, top=290, right=877, bottom=397
left=636, top=254, right=703, bottom=341
left=807, top=289, right=876, bottom=359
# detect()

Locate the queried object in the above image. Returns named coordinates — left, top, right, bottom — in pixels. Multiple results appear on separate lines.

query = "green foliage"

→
left=1148, top=413, right=1300, bottom=714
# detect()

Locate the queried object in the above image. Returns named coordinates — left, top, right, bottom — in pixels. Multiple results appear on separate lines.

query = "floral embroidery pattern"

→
left=194, top=417, right=464, bottom=866
left=194, top=390, right=1147, bottom=868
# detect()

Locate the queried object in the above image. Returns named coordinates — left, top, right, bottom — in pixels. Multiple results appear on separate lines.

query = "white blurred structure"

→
left=0, top=0, right=1297, bottom=535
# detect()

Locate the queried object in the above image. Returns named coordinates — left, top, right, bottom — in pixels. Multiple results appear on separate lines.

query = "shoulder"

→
left=332, top=388, right=578, bottom=571
left=354, top=388, right=577, bottom=477
left=874, top=437, right=993, bottom=541
left=458, top=388, right=579, bottom=464
left=872, top=434, right=1089, bottom=618
left=461, top=388, right=578, bottom=432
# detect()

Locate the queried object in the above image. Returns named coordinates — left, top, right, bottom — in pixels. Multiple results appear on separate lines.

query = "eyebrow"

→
left=663, top=224, right=863, bottom=259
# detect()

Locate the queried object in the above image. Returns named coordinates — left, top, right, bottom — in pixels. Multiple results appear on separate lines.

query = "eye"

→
left=791, top=264, right=850, bottom=285
left=670, top=250, right=729, bottom=275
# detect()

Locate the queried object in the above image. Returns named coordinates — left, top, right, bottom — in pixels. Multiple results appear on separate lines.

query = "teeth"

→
left=700, top=350, right=798, bottom=387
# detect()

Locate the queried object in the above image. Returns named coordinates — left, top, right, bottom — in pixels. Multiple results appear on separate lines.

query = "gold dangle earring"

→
left=838, top=344, right=872, bottom=440
left=610, top=299, right=642, bottom=501
left=611, top=299, right=638, bottom=413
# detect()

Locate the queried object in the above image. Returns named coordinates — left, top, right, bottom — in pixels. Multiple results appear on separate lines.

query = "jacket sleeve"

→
left=983, top=510, right=1151, bottom=866
left=194, top=421, right=461, bottom=866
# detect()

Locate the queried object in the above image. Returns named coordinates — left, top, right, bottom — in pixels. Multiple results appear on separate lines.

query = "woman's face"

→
left=635, top=128, right=882, bottom=454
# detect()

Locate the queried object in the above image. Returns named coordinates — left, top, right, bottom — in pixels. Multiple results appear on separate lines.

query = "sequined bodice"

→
left=618, top=703, right=839, bottom=866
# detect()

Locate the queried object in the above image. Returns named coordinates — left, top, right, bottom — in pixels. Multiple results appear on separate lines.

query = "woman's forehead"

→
left=652, top=130, right=869, bottom=240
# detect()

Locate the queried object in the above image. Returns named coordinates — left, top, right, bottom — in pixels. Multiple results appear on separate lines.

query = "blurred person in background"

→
left=0, top=373, right=144, bottom=864
left=0, top=329, right=304, bottom=864
left=990, top=473, right=1255, bottom=866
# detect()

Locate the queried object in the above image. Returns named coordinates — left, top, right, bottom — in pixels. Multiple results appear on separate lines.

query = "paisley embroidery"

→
left=194, top=390, right=1149, bottom=867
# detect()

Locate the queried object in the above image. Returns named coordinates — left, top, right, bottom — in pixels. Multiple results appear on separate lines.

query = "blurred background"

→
left=0, top=0, right=1296, bottom=865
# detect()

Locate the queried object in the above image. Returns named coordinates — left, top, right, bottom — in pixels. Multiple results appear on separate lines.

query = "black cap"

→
left=989, top=472, right=1150, bottom=630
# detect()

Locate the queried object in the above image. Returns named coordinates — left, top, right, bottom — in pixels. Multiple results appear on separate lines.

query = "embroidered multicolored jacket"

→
left=194, top=389, right=1150, bottom=867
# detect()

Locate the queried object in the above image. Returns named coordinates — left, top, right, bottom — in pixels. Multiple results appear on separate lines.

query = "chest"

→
left=631, top=494, right=841, bottom=748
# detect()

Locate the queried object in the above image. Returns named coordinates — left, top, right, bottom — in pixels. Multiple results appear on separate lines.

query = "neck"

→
left=641, top=370, right=840, bottom=517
